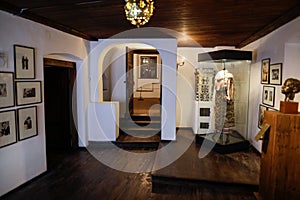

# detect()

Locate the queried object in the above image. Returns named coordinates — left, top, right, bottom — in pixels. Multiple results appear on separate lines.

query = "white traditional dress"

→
left=210, top=69, right=235, bottom=134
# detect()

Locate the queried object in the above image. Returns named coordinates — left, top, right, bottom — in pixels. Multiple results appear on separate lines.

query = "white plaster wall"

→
left=243, top=16, right=300, bottom=152
left=109, top=47, right=127, bottom=116
left=0, top=11, right=90, bottom=196
left=176, top=48, right=213, bottom=127
left=88, top=102, right=119, bottom=141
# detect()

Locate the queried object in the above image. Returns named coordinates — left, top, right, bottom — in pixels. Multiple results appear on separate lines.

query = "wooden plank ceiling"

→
left=0, top=0, right=299, bottom=47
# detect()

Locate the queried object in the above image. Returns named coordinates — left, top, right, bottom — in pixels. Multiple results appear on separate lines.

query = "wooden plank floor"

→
left=2, top=131, right=259, bottom=200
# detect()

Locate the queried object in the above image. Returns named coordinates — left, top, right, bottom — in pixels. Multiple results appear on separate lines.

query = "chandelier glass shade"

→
left=124, top=0, right=154, bottom=27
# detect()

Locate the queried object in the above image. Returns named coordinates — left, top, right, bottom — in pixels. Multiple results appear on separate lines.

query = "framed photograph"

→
left=269, top=63, right=282, bottom=85
left=17, top=106, right=38, bottom=141
left=139, top=56, right=158, bottom=79
left=16, top=81, right=42, bottom=106
left=0, top=110, right=17, bottom=148
left=258, top=104, right=267, bottom=129
left=261, top=58, right=270, bottom=84
left=262, top=86, right=275, bottom=107
left=0, top=72, right=15, bottom=108
left=14, top=45, right=35, bottom=79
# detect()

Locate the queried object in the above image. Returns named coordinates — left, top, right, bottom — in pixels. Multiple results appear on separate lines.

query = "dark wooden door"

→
left=125, top=47, right=134, bottom=117
left=44, top=59, right=77, bottom=150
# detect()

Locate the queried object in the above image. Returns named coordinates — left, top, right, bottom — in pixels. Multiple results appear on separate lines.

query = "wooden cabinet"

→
left=259, top=111, right=300, bottom=199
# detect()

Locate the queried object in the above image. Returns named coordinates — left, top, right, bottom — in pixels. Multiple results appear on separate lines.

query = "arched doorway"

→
left=91, top=39, right=177, bottom=141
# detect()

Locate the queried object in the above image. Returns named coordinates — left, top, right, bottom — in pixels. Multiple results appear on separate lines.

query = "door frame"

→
left=43, top=58, right=78, bottom=148
left=125, top=49, right=161, bottom=117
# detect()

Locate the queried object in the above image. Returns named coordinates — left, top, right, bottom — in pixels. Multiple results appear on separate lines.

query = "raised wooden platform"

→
left=152, top=130, right=260, bottom=193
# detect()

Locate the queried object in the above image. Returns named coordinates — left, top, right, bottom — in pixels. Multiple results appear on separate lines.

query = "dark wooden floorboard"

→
left=1, top=132, right=258, bottom=200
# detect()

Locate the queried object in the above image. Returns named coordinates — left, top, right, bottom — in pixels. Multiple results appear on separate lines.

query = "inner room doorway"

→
left=127, top=49, right=162, bottom=118
left=43, top=58, right=77, bottom=167
left=117, top=48, right=162, bottom=146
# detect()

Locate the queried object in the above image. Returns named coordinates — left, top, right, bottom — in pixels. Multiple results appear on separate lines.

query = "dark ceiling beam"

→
left=237, top=3, right=300, bottom=48
left=0, top=1, right=98, bottom=41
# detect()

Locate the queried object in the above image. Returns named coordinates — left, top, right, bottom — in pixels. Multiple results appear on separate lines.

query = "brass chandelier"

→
left=124, top=0, right=155, bottom=27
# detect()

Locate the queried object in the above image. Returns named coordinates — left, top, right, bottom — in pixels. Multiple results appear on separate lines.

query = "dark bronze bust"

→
left=281, top=78, right=300, bottom=101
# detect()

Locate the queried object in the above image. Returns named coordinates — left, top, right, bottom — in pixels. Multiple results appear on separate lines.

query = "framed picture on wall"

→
left=14, top=45, right=35, bottom=79
left=17, top=106, right=38, bottom=141
left=16, top=81, right=42, bottom=106
left=269, top=63, right=282, bottom=85
left=262, top=86, right=275, bottom=107
left=261, top=58, right=270, bottom=84
left=0, top=72, right=15, bottom=108
left=258, top=104, right=267, bottom=129
left=139, top=56, right=158, bottom=79
left=0, top=110, right=17, bottom=148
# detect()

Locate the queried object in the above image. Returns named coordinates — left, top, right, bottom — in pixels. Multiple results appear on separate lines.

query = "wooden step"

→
left=120, top=115, right=161, bottom=129
left=119, top=122, right=161, bottom=130
left=126, top=115, right=161, bottom=122
left=112, top=141, right=159, bottom=150
left=119, top=127, right=161, bottom=137
left=114, top=132, right=160, bottom=149
left=116, top=115, right=162, bottom=149
left=120, top=121, right=161, bottom=129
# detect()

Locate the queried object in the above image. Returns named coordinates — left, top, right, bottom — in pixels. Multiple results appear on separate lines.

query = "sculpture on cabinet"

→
left=281, top=78, right=300, bottom=101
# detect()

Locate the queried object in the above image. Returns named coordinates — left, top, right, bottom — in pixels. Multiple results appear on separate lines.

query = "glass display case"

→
left=195, top=50, right=252, bottom=153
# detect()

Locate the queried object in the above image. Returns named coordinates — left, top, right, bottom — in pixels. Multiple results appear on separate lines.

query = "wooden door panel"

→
left=126, top=47, right=134, bottom=116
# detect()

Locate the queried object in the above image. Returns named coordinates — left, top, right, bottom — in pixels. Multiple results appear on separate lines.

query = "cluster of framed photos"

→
left=0, top=45, right=41, bottom=148
left=261, top=58, right=283, bottom=107
left=258, top=58, right=282, bottom=128
left=0, top=107, right=38, bottom=148
left=261, top=58, right=282, bottom=85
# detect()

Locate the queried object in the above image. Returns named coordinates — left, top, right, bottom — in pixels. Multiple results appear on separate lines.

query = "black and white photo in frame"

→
left=139, top=56, right=158, bottom=79
left=16, top=81, right=42, bottom=106
left=261, top=58, right=270, bottom=84
left=14, top=45, right=35, bottom=79
left=0, top=72, right=15, bottom=108
left=18, top=106, right=38, bottom=140
left=0, top=110, right=17, bottom=148
left=262, top=86, right=275, bottom=107
left=269, top=63, right=282, bottom=85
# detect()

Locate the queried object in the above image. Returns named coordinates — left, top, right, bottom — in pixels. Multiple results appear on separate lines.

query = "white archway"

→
left=88, top=38, right=177, bottom=141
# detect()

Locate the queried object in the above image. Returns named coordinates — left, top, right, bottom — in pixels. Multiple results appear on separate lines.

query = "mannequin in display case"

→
left=212, top=69, right=235, bottom=143
left=197, top=49, right=252, bottom=153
